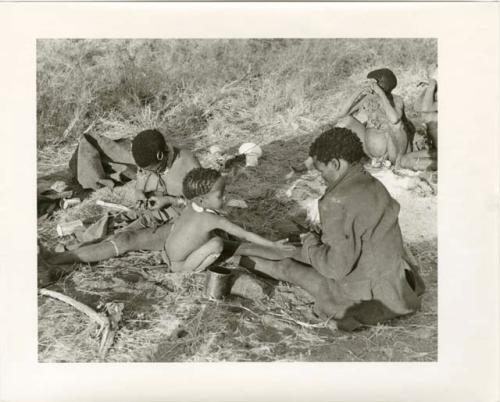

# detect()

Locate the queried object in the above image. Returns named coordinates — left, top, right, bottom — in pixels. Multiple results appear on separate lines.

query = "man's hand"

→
left=301, top=231, right=321, bottom=248
left=274, top=239, right=298, bottom=252
left=273, top=239, right=299, bottom=258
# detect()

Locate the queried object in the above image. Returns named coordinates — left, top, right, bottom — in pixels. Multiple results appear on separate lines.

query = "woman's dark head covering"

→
left=367, top=68, right=397, bottom=93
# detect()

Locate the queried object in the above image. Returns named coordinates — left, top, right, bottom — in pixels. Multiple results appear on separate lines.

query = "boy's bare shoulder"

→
left=203, top=211, right=230, bottom=230
left=186, top=208, right=224, bottom=227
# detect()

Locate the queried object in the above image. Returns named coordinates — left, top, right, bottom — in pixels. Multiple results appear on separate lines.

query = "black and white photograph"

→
left=1, top=2, right=498, bottom=401
left=36, top=38, right=438, bottom=362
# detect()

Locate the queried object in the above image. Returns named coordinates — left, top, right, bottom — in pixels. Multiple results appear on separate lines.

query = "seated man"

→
left=240, top=127, right=425, bottom=331
left=40, top=129, right=200, bottom=268
left=164, top=167, right=293, bottom=273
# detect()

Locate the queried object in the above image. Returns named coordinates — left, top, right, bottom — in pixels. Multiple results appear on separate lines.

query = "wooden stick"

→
left=39, top=289, right=108, bottom=327
left=96, top=200, right=131, bottom=212
left=39, top=289, right=118, bottom=358
left=99, top=302, right=124, bottom=358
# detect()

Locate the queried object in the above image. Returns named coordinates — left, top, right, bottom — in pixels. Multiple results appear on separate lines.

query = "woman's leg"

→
left=387, top=127, right=409, bottom=165
left=363, top=128, right=389, bottom=162
left=170, top=236, right=224, bottom=273
left=399, top=149, right=437, bottom=171
left=47, top=223, right=172, bottom=264
left=336, top=116, right=367, bottom=145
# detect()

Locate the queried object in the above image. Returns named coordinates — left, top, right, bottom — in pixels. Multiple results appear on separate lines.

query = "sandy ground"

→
left=37, top=154, right=437, bottom=362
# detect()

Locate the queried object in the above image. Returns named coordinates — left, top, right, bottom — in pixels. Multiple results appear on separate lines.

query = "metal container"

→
left=204, top=266, right=233, bottom=300
left=245, top=154, right=260, bottom=167
left=56, top=219, right=85, bottom=237
left=62, top=197, right=81, bottom=209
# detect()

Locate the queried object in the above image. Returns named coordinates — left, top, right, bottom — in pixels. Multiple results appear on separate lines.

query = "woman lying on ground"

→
left=38, top=129, right=200, bottom=285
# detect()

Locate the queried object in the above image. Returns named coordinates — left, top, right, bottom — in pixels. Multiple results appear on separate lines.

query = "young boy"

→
left=164, top=167, right=294, bottom=273
left=41, top=129, right=200, bottom=267
left=240, top=127, right=425, bottom=331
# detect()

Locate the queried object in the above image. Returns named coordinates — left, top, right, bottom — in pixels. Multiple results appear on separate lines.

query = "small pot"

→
left=62, top=198, right=81, bottom=209
left=245, top=154, right=260, bottom=167
left=204, top=266, right=233, bottom=300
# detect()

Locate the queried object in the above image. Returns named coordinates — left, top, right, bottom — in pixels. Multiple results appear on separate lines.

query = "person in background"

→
left=39, top=129, right=200, bottom=270
left=400, top=65, right=438, bottom=171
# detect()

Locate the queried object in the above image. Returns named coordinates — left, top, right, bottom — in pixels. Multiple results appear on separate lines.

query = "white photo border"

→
left=0, top=2, right=498, bottom=402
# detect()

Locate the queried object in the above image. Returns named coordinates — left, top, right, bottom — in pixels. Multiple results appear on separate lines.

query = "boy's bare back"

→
left=165, top=205, right=221, bottom=262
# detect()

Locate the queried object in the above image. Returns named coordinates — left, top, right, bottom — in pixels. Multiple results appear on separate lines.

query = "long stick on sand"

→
left=39, top=289, right=116, bottom=358
left=39, top=289, right=108, bottom=326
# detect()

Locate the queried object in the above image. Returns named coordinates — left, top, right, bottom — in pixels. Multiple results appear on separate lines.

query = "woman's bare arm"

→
left=336, top=87, right=370, bottom=119
left=134, top=171, right=148, bottom=202
left=373, top=84, right=404, bottom=124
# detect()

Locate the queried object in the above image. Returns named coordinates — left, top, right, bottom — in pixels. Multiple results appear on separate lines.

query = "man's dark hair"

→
left=309, top=127, right=366, bottom=164
left=183, top=168, right=222, bottom=200
left=131, top=129, right=168, bottom=168
left=367, top=68, right=397, bottom=93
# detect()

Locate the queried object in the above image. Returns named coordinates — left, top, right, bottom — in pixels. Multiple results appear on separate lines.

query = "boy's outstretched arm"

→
left=214, top=215, right=292, bottom=251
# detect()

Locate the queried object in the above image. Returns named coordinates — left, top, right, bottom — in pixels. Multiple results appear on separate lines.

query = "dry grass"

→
left=37, top=39, right=437, bottom=362
left=37, top=166, right=437, bottom=362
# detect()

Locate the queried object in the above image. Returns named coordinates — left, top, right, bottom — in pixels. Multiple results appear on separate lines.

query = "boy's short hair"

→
left=309, top=127, right=366, bottom=164
left=367, top=68, right=397, bottom=93
left=131, top=129, right=168, bottom=168
left=183, top=168, right=222, bottom=200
